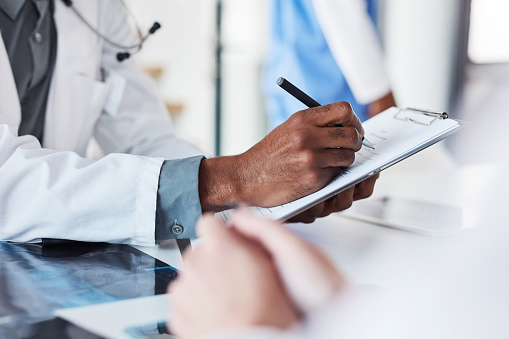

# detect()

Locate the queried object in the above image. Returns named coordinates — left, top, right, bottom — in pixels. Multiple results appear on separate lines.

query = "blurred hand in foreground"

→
left=168, top=210, right=348, bottom=338
left=168, top=213, right=299, bottom=338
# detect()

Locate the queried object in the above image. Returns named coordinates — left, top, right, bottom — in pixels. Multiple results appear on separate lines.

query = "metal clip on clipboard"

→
left=373, top=107, right=460, bottom=178
left=340, top=108, right=471, bottom=237
left=394, top=108, right=449, bottom=126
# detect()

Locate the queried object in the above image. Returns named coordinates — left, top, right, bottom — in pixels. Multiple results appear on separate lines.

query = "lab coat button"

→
left=33, top=32, right=43, bottom=44
left=171, top=224, right=184, bottom=235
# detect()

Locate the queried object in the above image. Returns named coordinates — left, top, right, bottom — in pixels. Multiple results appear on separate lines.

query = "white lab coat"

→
left=0, top=0, right=202, bottom=245
left=312, top=0, right=391, bottom=104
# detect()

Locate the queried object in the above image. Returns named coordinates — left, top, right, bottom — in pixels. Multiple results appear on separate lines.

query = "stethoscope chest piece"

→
left=61, top=0, right=161, bottom=62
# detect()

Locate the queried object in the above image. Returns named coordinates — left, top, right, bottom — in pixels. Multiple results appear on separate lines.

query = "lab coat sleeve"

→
left=0, top=2, right=205, bottom=245
left=0, top=124, right=163, bottom=245
left=311, top=0, right=391, bottom=104
left=91, top=4, right=207, bottom=241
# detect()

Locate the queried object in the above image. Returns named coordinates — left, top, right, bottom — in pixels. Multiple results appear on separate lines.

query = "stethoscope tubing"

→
left=62, top=0, right=148, bottom=52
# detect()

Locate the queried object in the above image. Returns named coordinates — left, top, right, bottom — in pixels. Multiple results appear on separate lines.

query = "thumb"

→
left=231, top=209, right=307, bottom=259
left=196, top=213, right=231, bottom=241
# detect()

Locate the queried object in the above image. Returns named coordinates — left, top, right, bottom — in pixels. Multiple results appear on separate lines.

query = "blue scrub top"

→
left=264, top=0, right=378, bottom=129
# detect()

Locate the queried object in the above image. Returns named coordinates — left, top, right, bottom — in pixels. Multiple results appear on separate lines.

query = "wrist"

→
left=369, top=91, right=396, bottom=117
left=198, top=156, right=244, bottom=213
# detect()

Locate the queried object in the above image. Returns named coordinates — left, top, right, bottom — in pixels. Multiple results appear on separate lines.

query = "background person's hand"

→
left=231, top=210, right=348, bottom=313
left=368, top=91, right=396, bottom=117
left=168, top=214, right=299, bottom=339
left=199, top=101, right=364, bottom=212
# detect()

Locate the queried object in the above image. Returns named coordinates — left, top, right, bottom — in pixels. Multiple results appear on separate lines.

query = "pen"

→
left=277, top=77, right=375, bottom=150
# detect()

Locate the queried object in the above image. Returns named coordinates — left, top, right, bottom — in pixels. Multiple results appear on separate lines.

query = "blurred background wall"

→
left=380, top=0, right=465, bottom=112
left=125, top=0, right=508, bottom=162
left=126, top=0, right=217, bottom=154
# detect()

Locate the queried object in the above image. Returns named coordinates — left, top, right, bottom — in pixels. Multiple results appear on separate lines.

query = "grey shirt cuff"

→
left=155, top=156, right=205, bottom=241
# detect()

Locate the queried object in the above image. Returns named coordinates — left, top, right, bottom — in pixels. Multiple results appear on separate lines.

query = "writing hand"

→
left=199, top=101, right=365, bottom=215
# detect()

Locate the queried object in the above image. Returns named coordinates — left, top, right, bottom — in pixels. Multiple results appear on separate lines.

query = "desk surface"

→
left=133, top=144, right=509, bottom=339
left=0, top=242, right=178, bottom=338
left=8, top=144, right=509, bottom=338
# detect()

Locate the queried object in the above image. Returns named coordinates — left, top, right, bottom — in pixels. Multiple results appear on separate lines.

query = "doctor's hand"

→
left=288, top=172, right=379, bottom=223
left=199, top=101, right=366, bottom=217
left=368, top=91, right=396, bottom=118
left=168, top=214, right=299, bottom=339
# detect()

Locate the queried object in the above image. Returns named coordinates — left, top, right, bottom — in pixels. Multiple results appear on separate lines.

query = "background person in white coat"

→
left=0, top=0, right=378, bottom=245
left=264, top=0, right=396, bottom=130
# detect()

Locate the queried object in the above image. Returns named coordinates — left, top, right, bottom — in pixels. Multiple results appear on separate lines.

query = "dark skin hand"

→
left=198, top=101, right=378, bottom=222
left=288, top=172, right=379, bottom=223
left=368, top=91, right=396, bottom=118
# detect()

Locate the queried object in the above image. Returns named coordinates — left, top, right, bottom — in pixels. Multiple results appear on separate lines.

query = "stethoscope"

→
left=61, top=0, right=161, bottom=62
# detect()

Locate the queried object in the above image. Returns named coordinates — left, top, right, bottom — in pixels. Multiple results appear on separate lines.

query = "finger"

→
left=320, top=186, right=356, bottom=216
left=312, top=148, right=357, bottom=168
left=305, top=126, right=362, bottom=151
left=353, top=173, right=379, bottom=201
left=288, top=203, right=325, bottom=223
left=230, top=209, right=312, bottom=259
left=296, top=101, right=363, bottom=135
left=317, top=196, right=339, bottom=218
left=231, top=209, right=346, bottom=311
left=197, top=213, right=255, bottom=256
left=196, top=213, right=229, bottom=240
left=287, top=167, right=342, bottom=198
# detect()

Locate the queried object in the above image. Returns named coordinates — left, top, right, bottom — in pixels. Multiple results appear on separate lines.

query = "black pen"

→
left=277, top=77, right=375, bottom=150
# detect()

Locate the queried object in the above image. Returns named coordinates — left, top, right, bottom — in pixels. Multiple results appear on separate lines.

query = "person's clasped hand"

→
left=168, top=210, right=348, bottom=338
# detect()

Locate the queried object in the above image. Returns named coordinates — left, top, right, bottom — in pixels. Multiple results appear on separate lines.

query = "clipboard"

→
left=218, top=107, right=464, bottom=222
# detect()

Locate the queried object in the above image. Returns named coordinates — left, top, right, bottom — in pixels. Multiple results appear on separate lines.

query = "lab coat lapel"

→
left=44, top=0, right=100, bottom=154
left=0, top=32, right=21, bottom=134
